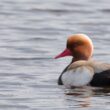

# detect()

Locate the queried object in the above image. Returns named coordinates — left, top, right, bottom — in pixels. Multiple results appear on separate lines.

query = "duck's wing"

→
left=90, top=69, right=110, bottom=87
left=89, top=61, right=110, bottom=87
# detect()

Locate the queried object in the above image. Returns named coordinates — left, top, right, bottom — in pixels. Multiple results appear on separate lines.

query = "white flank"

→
left=62, top=66, right=94, bottom=88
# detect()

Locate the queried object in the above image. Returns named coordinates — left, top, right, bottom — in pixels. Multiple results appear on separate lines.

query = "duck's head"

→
left=55, top=34, right=94, bottom=61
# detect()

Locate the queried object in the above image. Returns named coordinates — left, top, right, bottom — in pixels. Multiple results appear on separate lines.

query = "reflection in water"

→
left=64, top=87, right=93, bottom=108
left=64, top=87, right=110, bottom=108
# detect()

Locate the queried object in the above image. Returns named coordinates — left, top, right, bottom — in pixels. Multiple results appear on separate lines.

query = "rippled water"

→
left=0, top=0, right=110, bottom=110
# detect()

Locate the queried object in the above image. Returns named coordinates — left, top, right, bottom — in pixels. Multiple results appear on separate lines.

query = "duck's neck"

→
left=71, top=57, right=89, bottom=63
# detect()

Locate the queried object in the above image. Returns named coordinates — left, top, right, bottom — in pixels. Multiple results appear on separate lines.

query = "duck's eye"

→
left=67, top=40, right=83, bottom=49
left=76, top=41, right=83, bottom=45
left=73, top=41, right=83, bottom=47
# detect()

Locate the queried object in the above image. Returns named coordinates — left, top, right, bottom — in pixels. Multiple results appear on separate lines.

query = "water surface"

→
left=0, top=0, right=110, bottom=110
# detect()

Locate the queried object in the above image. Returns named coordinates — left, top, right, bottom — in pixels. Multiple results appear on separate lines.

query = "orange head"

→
left=55, top=34, right=93, bottom=61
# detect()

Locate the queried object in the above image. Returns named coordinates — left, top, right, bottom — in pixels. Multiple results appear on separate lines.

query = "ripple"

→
left=0, top=104, right=29, bottom=109
left=99, top=9, right=110, bottom=13
left=0, top=57, right=53, bottom=61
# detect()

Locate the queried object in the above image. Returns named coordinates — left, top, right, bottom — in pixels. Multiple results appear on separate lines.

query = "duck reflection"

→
left=64, top=86, right=110, bottom=108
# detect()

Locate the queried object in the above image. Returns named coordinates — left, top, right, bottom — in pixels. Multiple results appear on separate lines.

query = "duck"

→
left=55, top=34, right=110, bottom=88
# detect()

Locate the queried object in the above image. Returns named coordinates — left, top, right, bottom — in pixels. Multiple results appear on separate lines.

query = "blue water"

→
left=0, top=0, right=110, bottom=110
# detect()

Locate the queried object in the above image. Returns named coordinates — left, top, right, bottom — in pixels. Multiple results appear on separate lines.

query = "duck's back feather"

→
left=90, top=69, right=110, bottom=87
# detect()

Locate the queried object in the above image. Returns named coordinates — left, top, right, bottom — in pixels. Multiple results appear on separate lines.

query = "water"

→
left=0, top=0, right=110, bottom=109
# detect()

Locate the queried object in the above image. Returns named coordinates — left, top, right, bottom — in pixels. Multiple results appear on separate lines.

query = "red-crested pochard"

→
left=55, top=34, right=110, bottom=88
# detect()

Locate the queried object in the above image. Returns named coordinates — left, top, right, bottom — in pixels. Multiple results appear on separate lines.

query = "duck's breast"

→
left=61, top=66, right=94, bottom=88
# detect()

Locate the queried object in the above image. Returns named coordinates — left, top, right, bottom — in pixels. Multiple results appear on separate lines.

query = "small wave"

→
left=99, top=9, right=110, bottom=13
left=0, top=57, right=53, bottom=61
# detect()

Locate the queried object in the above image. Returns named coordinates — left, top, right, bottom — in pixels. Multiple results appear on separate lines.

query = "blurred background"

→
left=0, top=0, right=110, bottom=110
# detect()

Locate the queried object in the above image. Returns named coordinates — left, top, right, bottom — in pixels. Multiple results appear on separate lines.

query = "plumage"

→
left=90, top=69, right=110, bottom=87
left=55, top=34, right=110, bottom=88
left=62, top=65, right=94, bottom=88
left=59, top=60, right=110, bottom=88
